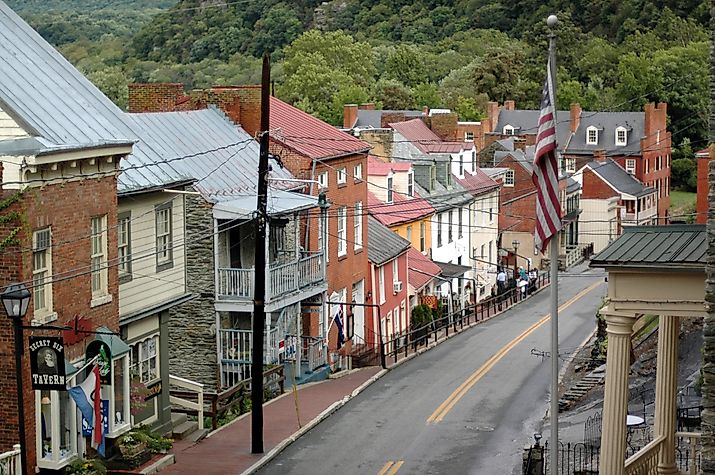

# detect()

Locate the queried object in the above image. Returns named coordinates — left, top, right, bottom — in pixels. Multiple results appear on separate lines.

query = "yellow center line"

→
left=377, top=461, right=394, bottom=475
left=386, top=461, right=404, bottom=475
left=427, top=281, right=602, bottom=424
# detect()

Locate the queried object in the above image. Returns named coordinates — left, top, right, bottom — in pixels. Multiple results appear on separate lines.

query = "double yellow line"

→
left=378, top=460, right=404, bottom=475
left=426, top=281, right=602, bottom=424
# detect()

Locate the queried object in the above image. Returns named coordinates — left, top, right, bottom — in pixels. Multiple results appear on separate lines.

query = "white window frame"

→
left=392, top=259, right=399, bottom=285
left=458, top=208, right=463, bottom=239
left=566, top=158, right=576, bottom=173
left=337, top=167, right=347, bottom=185
left=407, top=171, right=414, bottom=197
left=626, top=159, right=636, bottom=174
left=32, top=227, right=55, bottom=323
left=504, top=169, right=515, bottom=187
left=318, top=171, right=328, bottom=190
left=379, top=266, right=386, bottom=305
left=354, top=163, right=362, bottom=182
left=130, top=334, right=160, bottom=384
left=406, top=225, right=412, bottom=243
left=615, top=127, right=627, bottom=146
left=503, top=125, right=515, bottom=135
left=354, top=202, right=363, bottom=250
left=387, top=175, right=394, bottom=203
left=472, top=150, right=477, bottom=172
left=35, top=378, right=78, bottom=470
left=337, top=207, right=347, bottom=257
left=586, top=126, right=599, bottom=145
left=118, top=212, right=132, bottom=283
left=420, top=222, right=426, bottom=252
left=108, top=353, right=131, bottom=438
left=90, top=215, right=110, bottom=305
left=448, top=210, right=453, bottom=243
left=464, top=131, right=474, bottom=142
left=437, top=213, right=443, bottom=247
left=155, top=203, right=173, bottom=272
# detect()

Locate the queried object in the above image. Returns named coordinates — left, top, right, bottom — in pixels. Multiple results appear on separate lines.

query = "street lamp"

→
left=2, top=283, right=30, bottom=475
left=512, top=240, right=520, bottom=280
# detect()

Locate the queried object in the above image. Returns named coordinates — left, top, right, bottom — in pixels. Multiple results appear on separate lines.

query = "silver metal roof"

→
left=119, top=108, right=293, bottom=200
left=0, top=1, right=134, bottom=149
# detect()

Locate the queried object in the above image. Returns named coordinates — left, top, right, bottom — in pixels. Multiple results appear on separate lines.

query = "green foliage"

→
left=671, top=159, right=697, bottom=192
left=410, top=304, right=433, bottom=328
left=67, top=458, right=107, bottom=475
left=128, top=425, right=173, bottom=454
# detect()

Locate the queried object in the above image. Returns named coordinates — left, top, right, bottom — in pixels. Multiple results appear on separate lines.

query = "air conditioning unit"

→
left=393, top=281, right=403, bottom=293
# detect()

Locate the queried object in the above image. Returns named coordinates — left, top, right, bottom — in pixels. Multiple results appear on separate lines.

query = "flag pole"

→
left=547, top=13, right=560, bottom=475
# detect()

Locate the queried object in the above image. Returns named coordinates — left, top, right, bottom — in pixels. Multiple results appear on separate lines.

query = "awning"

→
left=96, top=326, right=130, bottom=358
left=212, top=189, right=318, bottom=220
left=434, top=261, right=472, bottom=279
left=65, top=360, right=79, bottom=377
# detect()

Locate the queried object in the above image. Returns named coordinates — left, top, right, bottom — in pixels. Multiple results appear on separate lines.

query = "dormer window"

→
left=446, top=167, right=452, bottom=186
left=503, top=125, right=515, bottom=136
left=586, top=126, right=598, bottom=145
left=387, top=175, right=394, bottom=203
left=615, top=127, right=627, bottom=146
left=465, top=131, right=474, bottom=141
left=430, top=166, right=436, bottom=191
left=407, top=171, right=414, bottom=197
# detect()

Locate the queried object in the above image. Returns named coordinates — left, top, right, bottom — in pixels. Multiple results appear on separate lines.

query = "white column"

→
left=599, top=309, right=637, bottom=475
left=655, top=315, right=679, bottom=475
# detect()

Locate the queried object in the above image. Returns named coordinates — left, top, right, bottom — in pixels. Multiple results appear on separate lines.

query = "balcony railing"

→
left=0, top=445, right=21, bottom=475
left=217, top=252, right=324, bottom=303
left=218, top=328, right=279, bottom=389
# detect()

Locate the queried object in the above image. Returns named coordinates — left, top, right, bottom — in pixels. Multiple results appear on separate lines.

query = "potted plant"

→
left=116, top=433, right=146, bottom=459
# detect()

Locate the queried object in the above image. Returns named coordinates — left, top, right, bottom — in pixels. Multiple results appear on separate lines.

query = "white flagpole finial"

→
left=547, top=14, right=558, bottom=27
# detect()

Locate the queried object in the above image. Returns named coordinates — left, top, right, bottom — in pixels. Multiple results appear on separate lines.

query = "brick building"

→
left=486, top=101, right=672, bottom=223
left=128, top=84, right=370, bottom=357
left=0, top=2, right=134, bottom=469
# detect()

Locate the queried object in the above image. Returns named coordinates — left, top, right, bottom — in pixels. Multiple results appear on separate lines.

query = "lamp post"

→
left=512, top=240, right=520, bottom=281
left=2, top=283, right=31, bottom=475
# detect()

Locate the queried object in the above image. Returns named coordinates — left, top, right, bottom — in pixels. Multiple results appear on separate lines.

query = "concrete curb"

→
left=141, top=454, right=175, bottom=474
left=239, top=286, right=552, bottom=474
left=241, top=368, right=388, bottom=475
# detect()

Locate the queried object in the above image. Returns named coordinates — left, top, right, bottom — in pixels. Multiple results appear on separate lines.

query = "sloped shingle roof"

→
left=585, top=159, right=654, bottom=198
left=390, top=119, right=464, bottom=154
left=270, top=97, right=370, bottom=160
left=367, top=191, right=434, bottom=227
left=590, top=225, right=706, bottom=269
left=367, top=215, right=411, bottom=265
left=407, top=247, right=442, bottom=291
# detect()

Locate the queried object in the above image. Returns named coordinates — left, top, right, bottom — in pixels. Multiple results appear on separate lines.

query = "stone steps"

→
left=559, top=369, right=606, bottom=412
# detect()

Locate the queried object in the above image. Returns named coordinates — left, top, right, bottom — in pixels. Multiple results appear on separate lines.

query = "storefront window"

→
left=109, top=354, right=130, bottom=436
left=35, top=380, right=77, bottom=470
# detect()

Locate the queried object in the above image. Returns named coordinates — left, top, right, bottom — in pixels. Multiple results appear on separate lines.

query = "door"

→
left=352, top=280, right=365, bottom=343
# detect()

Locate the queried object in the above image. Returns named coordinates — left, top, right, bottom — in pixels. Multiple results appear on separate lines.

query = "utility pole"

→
left=251, top=53, right=271, bottom=454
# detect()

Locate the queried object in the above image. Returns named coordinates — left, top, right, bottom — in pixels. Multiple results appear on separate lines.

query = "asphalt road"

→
left=256, top=268, right=607, bottom=475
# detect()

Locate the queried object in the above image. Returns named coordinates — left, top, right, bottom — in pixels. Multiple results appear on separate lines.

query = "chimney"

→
left=644, top=102, right=668, bottom=139
left=128, top=83, right=186, bottom=113
left=504, top=100, right=515, bottom=111
left=570, top=103, right=582, bottom=133
left=344, top=104, right=359, bottom=129
left=358, top=103, right=375, bottom=110
left=381, top=112, right=406, bottom=128
left=207, top=86, right=262, bottom=136
left=428, top=112, right=459, bottom=141
left=486, top=101, right=499, bottom=133
left=594, top=150, right=607, bottom=162
left=643, top=102, right=656, bottom=136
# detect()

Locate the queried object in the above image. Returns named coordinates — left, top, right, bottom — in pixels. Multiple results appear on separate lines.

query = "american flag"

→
left=532, top=57, right=562, bottom=253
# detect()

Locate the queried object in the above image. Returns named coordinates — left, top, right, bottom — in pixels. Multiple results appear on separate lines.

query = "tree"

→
left=384, top=44, right=428, bottom=88
left=251, top=3, right=303, bottom=56
left=374, top=79, right=414, bottom=110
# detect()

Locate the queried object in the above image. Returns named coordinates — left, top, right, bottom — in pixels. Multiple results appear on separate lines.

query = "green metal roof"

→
left=590, top=225, right=706, bottom=269
left=96, top=326, right=130, bottom=357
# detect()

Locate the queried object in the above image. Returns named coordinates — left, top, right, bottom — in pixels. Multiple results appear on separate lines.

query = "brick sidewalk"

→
left=161, top=366, right=382, bottom=475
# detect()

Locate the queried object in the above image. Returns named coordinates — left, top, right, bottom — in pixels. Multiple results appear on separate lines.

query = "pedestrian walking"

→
left=496, top=268, right=506, bottom=294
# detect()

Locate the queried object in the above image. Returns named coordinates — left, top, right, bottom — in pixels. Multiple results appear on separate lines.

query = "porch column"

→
left=599, top=309, right=637, bottom=475
left=655, top=315, right=680, bottom=475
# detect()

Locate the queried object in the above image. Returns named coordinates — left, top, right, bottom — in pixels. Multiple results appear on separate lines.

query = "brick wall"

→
left=427, top=113, right=459, bottom=141
left=0, top=173, right=120, bottom=469
left=640, top=103, right=671, bottom=223
left=581, top=168, right=619, bottom=200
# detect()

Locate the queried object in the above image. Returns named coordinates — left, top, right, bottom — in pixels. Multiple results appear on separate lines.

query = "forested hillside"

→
left=6, top=0, right=711, bottom=189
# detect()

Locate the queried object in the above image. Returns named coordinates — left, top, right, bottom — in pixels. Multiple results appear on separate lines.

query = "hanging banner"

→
left=82, top=400, right=109, bottom=437
left=86, top=340, right=112, bottom=385
left=29, top=336, right=67, bottom=390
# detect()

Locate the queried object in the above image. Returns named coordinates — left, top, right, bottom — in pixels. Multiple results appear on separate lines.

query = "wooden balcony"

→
left=216, top=252, right=325, bottom=310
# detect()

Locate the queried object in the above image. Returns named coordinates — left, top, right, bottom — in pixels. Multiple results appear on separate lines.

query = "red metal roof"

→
left=390, top=119, right=465, bottom=154
left=367, top=155, right=412, bottom=176
left=455, top=168, right=499, bottom=196
left=367, top=191, right=434, bottom=227
left=408, top=247, right=442, bottom=291
left=269, top=97, right=370, bottom=159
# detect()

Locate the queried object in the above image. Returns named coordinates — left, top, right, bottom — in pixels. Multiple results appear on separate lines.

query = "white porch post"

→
left=655, top=315, right=680, bottom=475
left=599, top=309, right=637, bottom=475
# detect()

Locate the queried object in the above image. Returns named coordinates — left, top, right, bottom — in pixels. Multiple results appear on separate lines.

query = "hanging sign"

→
left=29, top=336, right=67, bottom=390
left=144, top=380, right=162, bottom=401
left=86, top=340, right=112, bottom=385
